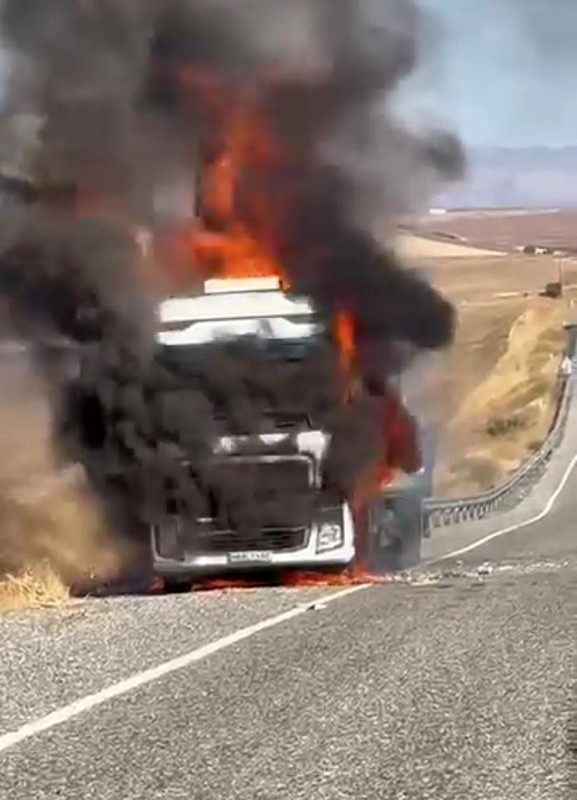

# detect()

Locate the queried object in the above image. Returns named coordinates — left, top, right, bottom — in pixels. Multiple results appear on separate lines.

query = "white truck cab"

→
left=151, top=276, right=357, bottom=579
left=54, top=272, right=431, bottom=582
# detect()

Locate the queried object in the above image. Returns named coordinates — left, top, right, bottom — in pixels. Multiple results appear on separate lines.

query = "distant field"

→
left=424, top=253, right=577, bottom=303
left=397, top=233, right=504, bottom=259
left=406, top=209, right=577, bottom=254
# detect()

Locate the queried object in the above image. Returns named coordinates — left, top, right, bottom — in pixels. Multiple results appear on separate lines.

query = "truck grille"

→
left=195, top=527, right=307, bottom=554
left=203, top=456, right=313, bottom=529
left=208, top=456, right=311, bottom=496
left=155, top=456, right=315, bottom=558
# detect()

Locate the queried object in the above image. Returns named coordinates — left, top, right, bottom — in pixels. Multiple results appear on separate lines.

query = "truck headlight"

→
left=155, top=518, right=184, bottom=560
left=316, top=522, right=344, bottom=553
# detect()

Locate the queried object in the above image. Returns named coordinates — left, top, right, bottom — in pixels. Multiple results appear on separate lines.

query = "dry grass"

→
left=435, top=299, right=564, bottom=496
left=0, top=476, right=129, bottom=611
left=424, top=254, right=577, bottom=304
left=0, top=562, right=70, bottom=612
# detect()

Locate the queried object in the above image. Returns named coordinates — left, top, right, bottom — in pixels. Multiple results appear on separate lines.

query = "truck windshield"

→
left=154, top=316, right=339, bottom=431
left=157, top=313, right=330, bottom=370
left=158, top=336, right=327, bottom=371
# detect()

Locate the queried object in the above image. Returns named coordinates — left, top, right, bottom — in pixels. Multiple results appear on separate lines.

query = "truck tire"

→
left=367, top=492, right=423, bottom=573
left=397, top=499, right=423, bottom=569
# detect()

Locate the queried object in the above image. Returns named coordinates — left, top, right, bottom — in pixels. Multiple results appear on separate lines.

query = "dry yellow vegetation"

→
left=0, top=474, right=129, bottom=611
left=435, top=299, right=565, bottom=496
left=0, top=562, right=70, bottom=612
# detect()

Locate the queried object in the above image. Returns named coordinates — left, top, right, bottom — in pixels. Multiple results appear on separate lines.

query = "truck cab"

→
left=150, top=275, right=431, bottom=581
left=152, top=276, right=356, bottom=580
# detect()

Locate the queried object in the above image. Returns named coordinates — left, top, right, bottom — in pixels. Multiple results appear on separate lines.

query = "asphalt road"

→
left=1, top=483, right=576, bottom=798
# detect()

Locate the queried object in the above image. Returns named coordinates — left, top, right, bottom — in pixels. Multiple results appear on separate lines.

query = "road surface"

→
left=0, top=481, right=575, bottom=798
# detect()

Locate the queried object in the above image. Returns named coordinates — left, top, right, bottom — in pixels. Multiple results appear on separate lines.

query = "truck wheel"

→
left=395, top=495, right=423, bottom=570
left=367, top=494, right=423, bottom=573
left=397, top=523, right=422, bottom=570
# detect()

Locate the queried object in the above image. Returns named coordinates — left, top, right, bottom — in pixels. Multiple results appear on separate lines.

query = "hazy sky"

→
left=398, top=0, right=577, bottom=148
left=0, top=1, right=574, bottom=150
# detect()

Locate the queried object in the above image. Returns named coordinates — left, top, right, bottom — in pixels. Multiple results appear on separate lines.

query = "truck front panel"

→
left=151, top=444, right=355, bottom=575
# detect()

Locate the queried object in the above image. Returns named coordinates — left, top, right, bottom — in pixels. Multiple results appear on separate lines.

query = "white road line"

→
left=0, top=584, right=365, bottom=755
left=424, top=451, right=577, bottom=565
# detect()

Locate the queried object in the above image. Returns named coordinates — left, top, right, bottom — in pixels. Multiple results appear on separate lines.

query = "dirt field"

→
left=401, top=235, right=577, bottom=497
left=406, top=209, right=577, bottom=254
left=397, top=232, right=505, bottom=259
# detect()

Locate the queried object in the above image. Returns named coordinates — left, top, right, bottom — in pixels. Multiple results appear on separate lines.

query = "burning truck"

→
left=0, top=165, right=441, bottom=586
left=0, top=0, right=461, bottom=588
left=140, top=275, right=432, bottom=580
left=56, top=269, right=432, bottom=585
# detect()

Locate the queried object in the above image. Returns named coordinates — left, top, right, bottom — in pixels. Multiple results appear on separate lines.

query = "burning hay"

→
left=0, top=0, right=464, bottom=580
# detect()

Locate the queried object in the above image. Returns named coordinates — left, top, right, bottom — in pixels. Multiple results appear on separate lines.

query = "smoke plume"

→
left=0, top=0, right=464, bottom=561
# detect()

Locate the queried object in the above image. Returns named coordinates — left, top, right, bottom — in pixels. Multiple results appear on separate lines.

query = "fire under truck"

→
left=150, top=275, right=434, bottom=583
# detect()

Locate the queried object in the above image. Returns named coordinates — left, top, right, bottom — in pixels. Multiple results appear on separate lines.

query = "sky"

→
left=397, top=0, right=577, bottom=148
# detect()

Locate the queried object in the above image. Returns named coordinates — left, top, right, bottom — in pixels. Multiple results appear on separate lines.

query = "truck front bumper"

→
left=151, top=504, right=355, bottom=577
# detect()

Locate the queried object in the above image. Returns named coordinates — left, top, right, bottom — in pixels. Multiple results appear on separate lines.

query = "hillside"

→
left=401, top=240, right=577, bottom=498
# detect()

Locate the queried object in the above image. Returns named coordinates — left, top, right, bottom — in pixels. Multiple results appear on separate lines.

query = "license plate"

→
left=227, top=550, right=274, bottom=565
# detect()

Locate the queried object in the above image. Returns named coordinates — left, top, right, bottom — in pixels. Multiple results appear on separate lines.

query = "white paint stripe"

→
left=424, top=451, right=577, bottom=565
left=0, top=584, right=365, bottom=755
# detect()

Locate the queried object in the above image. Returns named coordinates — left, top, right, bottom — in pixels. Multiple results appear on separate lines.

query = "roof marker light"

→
left=203, top=277, right=281, bottom=294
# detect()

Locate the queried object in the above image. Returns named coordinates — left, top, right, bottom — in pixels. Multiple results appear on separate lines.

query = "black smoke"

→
left=0, top=0, right=464, bottom=546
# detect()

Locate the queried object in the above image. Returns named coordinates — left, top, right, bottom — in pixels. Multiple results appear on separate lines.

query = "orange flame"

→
left=333, top=311, right=356, bottom=383
left=189, top=568, right=389, bottom=593
left=171, top=74, right=285, bottom=283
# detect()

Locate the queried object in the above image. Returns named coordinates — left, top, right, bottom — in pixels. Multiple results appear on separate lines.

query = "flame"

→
left=352, top=388, right=422, bottom=506
left=281, top=567, right=389, bottom=587
left=188, top=569, right=388, bottom=593
left=378, top=389, right=422, bottom=480
left=170, top=73, right=285, bottom=283
left=192, top=577, right=262, bottom=593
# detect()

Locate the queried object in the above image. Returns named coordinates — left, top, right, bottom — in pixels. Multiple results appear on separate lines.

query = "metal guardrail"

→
left=424, top=327, right=577, bottom=532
